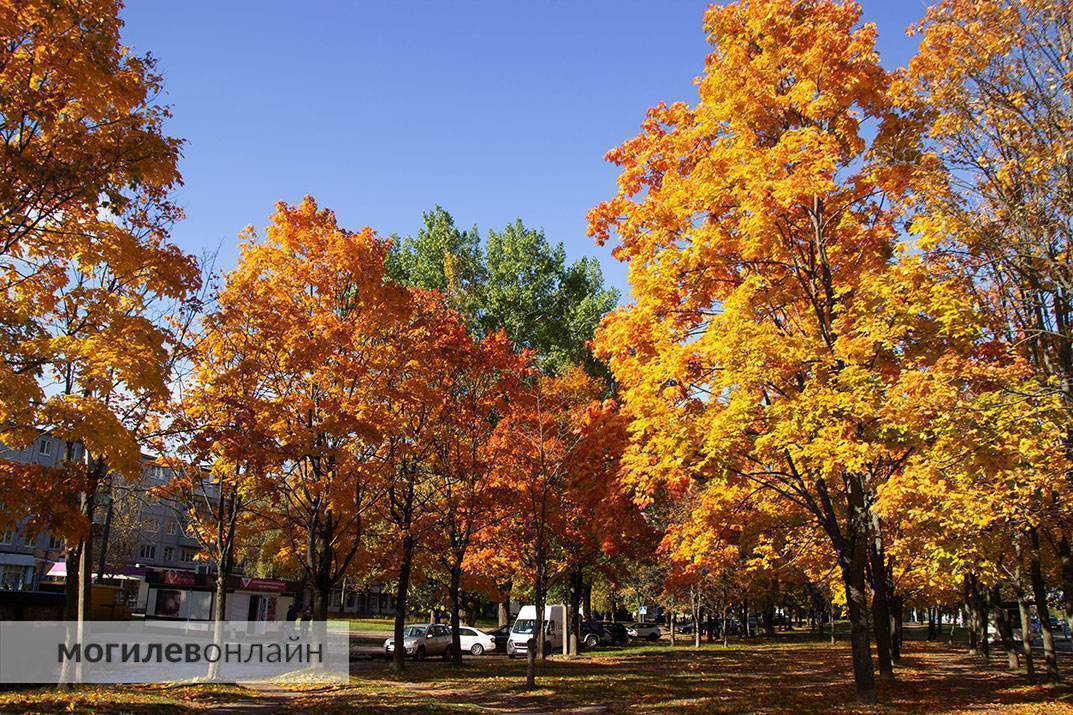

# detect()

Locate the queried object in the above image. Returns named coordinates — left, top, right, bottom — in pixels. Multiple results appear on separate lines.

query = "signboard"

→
left=232, top=577, right=286, bottom=593
left=161, top=570, right=197, bottom=587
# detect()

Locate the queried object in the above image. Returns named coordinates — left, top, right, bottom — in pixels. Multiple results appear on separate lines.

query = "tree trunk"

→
left=927, top=607, right=936, bottom=641
left=838, top=477, right=877, bottom=705
left=669, top=607, right=677, bottom=646
left=964, top=579, right=979, bottom=656
left=1029, top=528, right=1059, bottom=681
left=527, top=570, right=545, bottom=687
left=691, top=587, right=702, bottom=648
left=95, top=486, right=113, bottom=583
left=448, top=564, right=464, bottom=666
left=391, top=534, right=414, bottom=673
left=1016, top=587, right=1037, bottom=679
left=990, top=585, right=1019, bottom=671
left=567, top=566, right=582, bottom=656
left=869, top=570, right=895, bottom=680
left=498, top=580, right=511, bottom=628
left=208, top=558, right=228, bottom=680
left=762, top=604, right=776, bottom=637
left=867, top=506, right=895, bottom=680
left=890, top=595, right=903, bottom=662
left=830, top=600, right=836, bottom=644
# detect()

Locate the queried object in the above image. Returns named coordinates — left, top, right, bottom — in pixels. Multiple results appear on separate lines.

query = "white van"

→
left=507, top=604, right=565, bottom=659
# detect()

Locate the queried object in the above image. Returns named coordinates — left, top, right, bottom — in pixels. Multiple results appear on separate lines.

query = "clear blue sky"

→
left=120, top=1, right=930, bottom=299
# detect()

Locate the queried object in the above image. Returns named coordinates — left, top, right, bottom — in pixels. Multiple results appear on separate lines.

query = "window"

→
left=37, top=439, right=53, bottom=456
left=162, top=547, right=174, bottom=561
left=48, top=534, right=63, bottom=549
left=461, top=628, right=476, bottom=637
left=0, top=530, right=11, bottom=545
left=165, top=521, right=177, bottom=536
left=0, top=565, right=27, bottom=590
left=143, top=517, right=159, bottom=533
left=138, top=544, right=157, bottom=560
left=180, top=548, right=196, bottom=563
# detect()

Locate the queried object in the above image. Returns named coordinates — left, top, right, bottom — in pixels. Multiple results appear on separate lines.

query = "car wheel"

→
left=648, top=633, right=659, bottom=642
left=414, top=646, right=426, bottom=661
left=543, top=641, right=552, bottom=657
left=508, top=652, right=516, bottom=659
left=442, top=645, right=453, bottom=662
left=471, top=643, right=484, bottom=656
left=583, top=634, right=598, bottom=649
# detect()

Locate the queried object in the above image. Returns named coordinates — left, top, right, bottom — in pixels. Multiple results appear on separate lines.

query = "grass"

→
left=0, top=683, right=252, bottom=713
left=290, top=634, right=1073, bottom=713
left=3, top=629, right=1072, bottom=713
left=348, top=617, right=499, bottom=633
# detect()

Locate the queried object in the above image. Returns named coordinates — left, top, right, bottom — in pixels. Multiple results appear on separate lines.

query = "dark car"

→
left=599, top=622, right=630, bottom=645
left=580, top=621, right=608, bottom=649
left=489, top=624, right=511, bottom=652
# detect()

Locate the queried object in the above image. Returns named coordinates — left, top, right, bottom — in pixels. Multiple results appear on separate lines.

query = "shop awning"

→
left=0, top=553, right=37, bottom=567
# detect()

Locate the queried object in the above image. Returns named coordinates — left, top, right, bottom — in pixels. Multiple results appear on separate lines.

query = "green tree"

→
left=483, top=220, right=617, bottom=376
left=387, top=206, right=484, bottom=325
left=389, top=208, right=618, bottom=376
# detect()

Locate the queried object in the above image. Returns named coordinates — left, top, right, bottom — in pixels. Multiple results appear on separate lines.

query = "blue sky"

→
left=120, top=1, right=930, bottom=299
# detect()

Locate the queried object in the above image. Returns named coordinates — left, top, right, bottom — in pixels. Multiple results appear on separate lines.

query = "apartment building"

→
left=0, top=434, right=210, bottom=591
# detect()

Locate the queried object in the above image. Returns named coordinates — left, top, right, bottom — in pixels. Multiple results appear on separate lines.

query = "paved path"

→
left=213, top=682, right=302, bottom=714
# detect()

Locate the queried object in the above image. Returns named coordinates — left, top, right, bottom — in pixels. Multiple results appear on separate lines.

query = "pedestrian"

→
left=301, top=606, right=312, bottom=640
left=285, top=604, right=298, bottom=639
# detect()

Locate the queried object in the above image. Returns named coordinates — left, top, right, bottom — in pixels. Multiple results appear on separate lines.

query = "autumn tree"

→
left=897, top=0, right=1073, bottom=670
left=205, top=197, right=412, bottom=620
left=589, top=0, right=986, bottom=702
left=426, top=328, right=522, bottom=665
left=485, top=368, right=622, bottom=687
left=0, top=0, right=200, bottom=638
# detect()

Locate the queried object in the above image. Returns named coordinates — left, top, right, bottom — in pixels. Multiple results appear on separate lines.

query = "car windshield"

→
left=403, top=625, right=428, bottom=638
left=513, top=619, right=536, bottom=634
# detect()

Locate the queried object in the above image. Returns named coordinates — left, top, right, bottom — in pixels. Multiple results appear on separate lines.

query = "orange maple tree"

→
left=588, top=0, right=986, bottom=702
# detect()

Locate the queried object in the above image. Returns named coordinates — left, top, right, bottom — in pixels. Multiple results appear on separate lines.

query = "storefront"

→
left=0, top=553, right=37, bottom=591
left=142, top=569, right=297, bottom=627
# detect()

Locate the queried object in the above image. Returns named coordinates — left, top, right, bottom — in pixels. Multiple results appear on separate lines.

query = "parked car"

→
left=455, top=626, right=497, bottom=656
left=674, top=622, right=694, bottom=634
left=488, top=624, right=511, bottom=652
left=627, top=622, right=661, bottom=641
left=384, top=623, right=453, bottom=660
left=600, top=622, right=630, bottom=645
left=580, top=621, right=610, bottom=649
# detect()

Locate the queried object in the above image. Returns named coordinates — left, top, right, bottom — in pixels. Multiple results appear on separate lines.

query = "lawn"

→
left=289, top=637, right=1073, bottom=714
left=348, top=617, right=500, bottom=633
left=0, top=683, right=253, bottom=713
left=3, top=633, right=1072, bottom=713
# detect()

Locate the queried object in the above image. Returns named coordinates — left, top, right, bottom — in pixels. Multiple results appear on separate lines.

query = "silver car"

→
left=626, top=622, right=661, bottom=641
left=384, top=623, right=453, bottom=660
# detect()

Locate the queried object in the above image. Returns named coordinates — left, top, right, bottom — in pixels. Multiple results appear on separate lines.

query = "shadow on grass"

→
left=0, top=683, right=255, bottom=714
left=288, top=638, right=1073, bottom=713
left=6, top=638, right=1072, bottom=713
